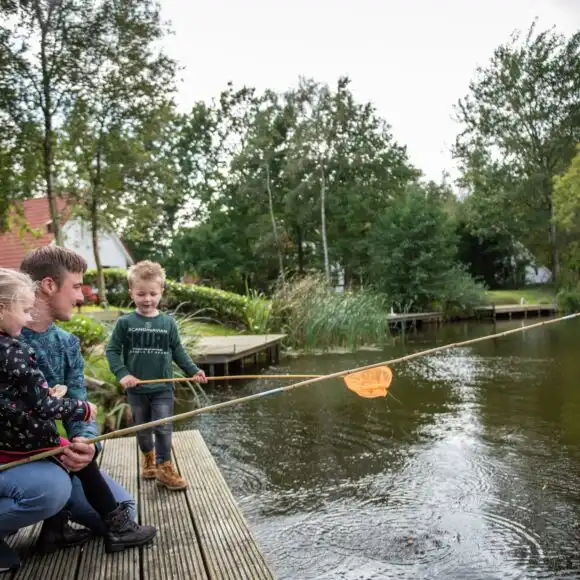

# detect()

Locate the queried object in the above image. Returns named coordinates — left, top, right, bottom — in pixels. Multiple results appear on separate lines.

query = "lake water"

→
left=181, top=318, right=580, bottom=579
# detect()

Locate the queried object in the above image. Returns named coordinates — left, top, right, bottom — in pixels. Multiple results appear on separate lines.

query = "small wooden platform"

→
left=475, top=304, right=557, bottom=319
left=387, top=312, right=442, bottom=325
left=195, top=335, right=286, bottom=375
left=7, top=431, right=274, bottom=580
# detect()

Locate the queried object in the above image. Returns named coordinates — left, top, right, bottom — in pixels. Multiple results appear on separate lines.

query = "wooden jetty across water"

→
left=474, top=303, right=558, bottom=320
left=7, top=431, right=274, bottom=580
left=385, top=305, right=559, bottom=329
left=195, top=335, right=286, bottom=377
left=387, top=312, right=442, bottom=329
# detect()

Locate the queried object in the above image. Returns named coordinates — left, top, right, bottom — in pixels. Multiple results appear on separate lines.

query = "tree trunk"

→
left=549, top=221, right=560, bottom=283
left=40, top=25, right=63, bottom=246
left=266, top=164, right=285, bottom=283
left=90, top=190, right=108, bottom=307
left=296, top=227, right=304, bottom=275
left=320, top=166, right=331, bottom=283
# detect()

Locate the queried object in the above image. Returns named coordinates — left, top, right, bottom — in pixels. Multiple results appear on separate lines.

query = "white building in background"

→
left=0, top=197, right=134, bottom=270
left=63, top=218, right=134, bottom=269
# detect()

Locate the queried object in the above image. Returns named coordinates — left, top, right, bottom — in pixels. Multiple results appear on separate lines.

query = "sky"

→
left=158, top=0, right=580, bottom=183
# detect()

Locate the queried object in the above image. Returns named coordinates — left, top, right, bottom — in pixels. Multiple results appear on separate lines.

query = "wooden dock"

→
left=475, top=304, right=558, bottom=319
left=195, top=335, right=286, bottom=376
left=7, top=431, right=274, bottom=580
left=386, top=312, right=442, bottom=326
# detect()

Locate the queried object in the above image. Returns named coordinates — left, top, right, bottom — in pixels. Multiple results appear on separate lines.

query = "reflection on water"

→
left=178, top=319, right=580, bottom=579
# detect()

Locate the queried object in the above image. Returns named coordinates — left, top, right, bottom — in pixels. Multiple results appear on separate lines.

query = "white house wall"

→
left=61, top=219, right=133, bottom=269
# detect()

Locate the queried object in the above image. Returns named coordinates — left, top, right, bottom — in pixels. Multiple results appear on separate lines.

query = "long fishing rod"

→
left=0, top=312, right=577, bottom=472
left=138, top=374, right=322, bottom=384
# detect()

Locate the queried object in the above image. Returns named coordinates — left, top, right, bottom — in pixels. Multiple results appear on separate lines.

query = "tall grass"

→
left=243, top=286, right=273, bottom=333
left=272, top=275, right=390, bottom=352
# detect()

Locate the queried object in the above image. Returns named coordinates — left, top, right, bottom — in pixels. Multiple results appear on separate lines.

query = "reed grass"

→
left=272, top=274, right=390, bottom=352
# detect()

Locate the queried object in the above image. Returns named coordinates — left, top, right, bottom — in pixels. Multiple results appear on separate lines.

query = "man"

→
left=0, top=246, right=135, bottom=572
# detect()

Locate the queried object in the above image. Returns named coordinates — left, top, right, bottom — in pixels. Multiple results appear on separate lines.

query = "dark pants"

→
left=72, top=460, right=117, bottom=518
left=126, top=390, right=174, bottom=463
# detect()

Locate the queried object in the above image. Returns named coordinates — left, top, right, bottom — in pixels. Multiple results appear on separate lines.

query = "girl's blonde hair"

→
left=0, top=268, right=37, bottom=309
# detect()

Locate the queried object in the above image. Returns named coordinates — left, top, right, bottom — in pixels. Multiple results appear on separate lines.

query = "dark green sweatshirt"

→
left=106, top=312, right=199, bottom=393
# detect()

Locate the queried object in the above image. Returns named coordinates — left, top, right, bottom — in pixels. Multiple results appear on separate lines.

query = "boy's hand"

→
left=192, top=369, right=208, bottom=384
left=120, top=375, right=139, bottom=389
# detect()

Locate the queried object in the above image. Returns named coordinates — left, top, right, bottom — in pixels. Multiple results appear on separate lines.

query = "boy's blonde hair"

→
left=0, top=268, right=37, bottom=309
left=127, top=260, right=166, bottom=288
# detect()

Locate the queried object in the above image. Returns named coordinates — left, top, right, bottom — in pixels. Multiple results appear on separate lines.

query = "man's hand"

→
left=192, top=369, right=208, bottom=384
left=61, top=437, right=96, bottom=472
left=88, top=402, right=98, bottom=422
left=120, top=375, right=139, bottom=388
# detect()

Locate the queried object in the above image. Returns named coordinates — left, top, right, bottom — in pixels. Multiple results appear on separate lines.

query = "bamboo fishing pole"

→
left=0, top=312, right=578, bottom=472
left=137, top=374, right=322, bottom=384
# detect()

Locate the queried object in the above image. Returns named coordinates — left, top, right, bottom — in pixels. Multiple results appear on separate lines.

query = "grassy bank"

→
left=486, top=286, right=555, bottom=305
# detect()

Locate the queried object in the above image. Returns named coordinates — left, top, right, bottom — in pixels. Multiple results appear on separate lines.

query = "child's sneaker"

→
left=104, top=502, right=156, bottom=553
left=141, top=451, right=157, bottom=479
left=155, top=460, right=188, bottom=491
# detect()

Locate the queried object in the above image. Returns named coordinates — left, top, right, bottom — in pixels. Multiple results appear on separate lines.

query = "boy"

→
left=106, top=261, right=207, bottom=491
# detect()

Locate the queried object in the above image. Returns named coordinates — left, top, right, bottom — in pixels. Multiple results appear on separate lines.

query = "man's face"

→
left=43, top=271, right=84, bottom=321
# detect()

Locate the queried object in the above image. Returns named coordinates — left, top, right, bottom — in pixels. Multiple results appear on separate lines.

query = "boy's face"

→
left=129, top=278, right=163, bottom=317
left=40, top=271, right=84, bottom=322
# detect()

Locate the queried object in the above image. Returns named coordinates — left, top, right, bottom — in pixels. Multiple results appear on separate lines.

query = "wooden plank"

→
left=10, top=526, right=81, bottom=580
left=195, top=335, right=286, bottom=365
left=173, top=431, right=274, bottom=580
left=7, top=434, right=109, bottom=579
left=475, top=304, right=557, bottom=313
left=75, top=437, right=141, bottom=580
left=139, top=443, right=208, bottom=580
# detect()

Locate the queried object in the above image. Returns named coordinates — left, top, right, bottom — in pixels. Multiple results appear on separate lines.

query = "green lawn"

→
left=182, top=321, right=241, bottom=337
left=485, top=286, right=556, bottom=305
left=79, top=307, right=240, bottom=337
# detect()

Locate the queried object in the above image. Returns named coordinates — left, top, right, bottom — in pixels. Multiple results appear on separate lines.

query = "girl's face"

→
left=0, top=290, right=35, bottom=337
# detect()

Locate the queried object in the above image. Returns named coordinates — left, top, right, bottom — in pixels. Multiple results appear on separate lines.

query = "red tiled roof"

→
left=0, top=197, right=69, bottom=269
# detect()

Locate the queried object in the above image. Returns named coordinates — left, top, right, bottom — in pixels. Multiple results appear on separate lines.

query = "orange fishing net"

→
left=343, top=365, right=393, bottom=398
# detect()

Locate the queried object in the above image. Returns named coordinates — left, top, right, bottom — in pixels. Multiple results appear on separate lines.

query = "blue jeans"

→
left=0, top=460, right=135, bottom=537
left=127, top=389, right=174, bottom=463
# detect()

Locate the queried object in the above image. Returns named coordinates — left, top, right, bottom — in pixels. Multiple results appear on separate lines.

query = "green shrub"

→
left=437, top=265, right=487, bottom=316
left=243, top=288, right=273, bottom=333
left=84, top=268, right=130, bottom=306
left=556, top=287, right=580, bottom=314
left=85, top=268, right=249, bottom=327
left=57, top=315, right=108, bottom=355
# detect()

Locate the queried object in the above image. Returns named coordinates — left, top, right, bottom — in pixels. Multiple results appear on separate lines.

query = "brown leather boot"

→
left=141, top=451, right=157, bottom=479
left=155, top=460, right=187, bottom=491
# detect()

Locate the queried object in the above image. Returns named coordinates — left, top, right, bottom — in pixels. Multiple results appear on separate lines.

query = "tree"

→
left=553, top=144, right=580, bottom=279
left=369, top=185, right=459, bottom=310
left=454, top=21, right=580, bottom=282
left=554, top=144, right=580, bottom=231
left=0, top=0, right=94, bottom=244
left=61, top=0, right=176, bottom=305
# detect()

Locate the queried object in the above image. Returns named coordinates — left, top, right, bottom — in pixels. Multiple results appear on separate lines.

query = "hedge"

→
left=84, top=268, right=248, bottom=327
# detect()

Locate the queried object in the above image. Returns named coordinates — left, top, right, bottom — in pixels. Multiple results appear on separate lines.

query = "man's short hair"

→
left=20, top=246, right=88, bottom=285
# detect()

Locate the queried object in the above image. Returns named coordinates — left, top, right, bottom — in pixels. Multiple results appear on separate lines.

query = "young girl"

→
left=0, top=268, right=156, bottom=554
